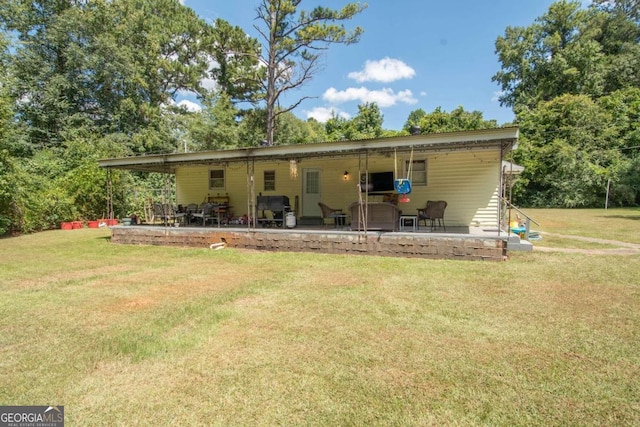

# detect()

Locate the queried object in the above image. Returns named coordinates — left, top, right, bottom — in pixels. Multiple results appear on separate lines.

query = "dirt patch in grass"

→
left=533, top=232, right=640, bottom=255
left=100, top=260, right=259, bottom=315
left=12, top=265, right=133, bottom=290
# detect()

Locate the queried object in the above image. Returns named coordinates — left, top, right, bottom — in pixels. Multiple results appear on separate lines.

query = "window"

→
left=209, top=169, right=225, bottom=190
left=305, top=170, right=320, bottom=194
left=405, top=159, right=427, bottom=186
left=264, top=170, right=276, bottom=191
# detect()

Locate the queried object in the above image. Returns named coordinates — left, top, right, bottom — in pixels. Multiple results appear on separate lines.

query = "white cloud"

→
left=420, top=91, right=427, bottom=97
left=177, top=99, right=202, bottom=112
left=200, top=76, right=217, bottom=91
left=491, top=90, right=505, bottom=103
left=348, top=57, right=416, bottom=83
left=305, top=106, right=351, bottom=123
left=323, top=87, right=417, bottom=108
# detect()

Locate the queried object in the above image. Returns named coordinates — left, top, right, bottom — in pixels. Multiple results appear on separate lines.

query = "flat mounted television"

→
left=360, top=171, right=395, bottom=193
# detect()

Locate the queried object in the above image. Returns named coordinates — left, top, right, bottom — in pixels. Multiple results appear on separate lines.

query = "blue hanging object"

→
left=394, top=147, right=413, bottom=203
left=394, top=178, right=412, bottom=195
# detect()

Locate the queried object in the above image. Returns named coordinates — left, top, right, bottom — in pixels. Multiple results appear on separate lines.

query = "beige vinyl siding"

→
left=176, top=157, right=384, bottom=216
left=174, top=148, right=502, bottom=226
left=420, top=150, right=501, bottom=227
left=389, top=150, right=501, bottom=227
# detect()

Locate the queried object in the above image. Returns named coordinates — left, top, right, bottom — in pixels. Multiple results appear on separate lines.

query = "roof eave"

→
left=98, top=127, right=519, bottom=173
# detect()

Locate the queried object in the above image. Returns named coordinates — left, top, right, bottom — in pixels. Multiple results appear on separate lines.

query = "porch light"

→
left=343, top=171, right=349, bottom=180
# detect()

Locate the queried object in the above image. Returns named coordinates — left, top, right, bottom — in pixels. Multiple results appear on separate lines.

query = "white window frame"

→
left=404, top=159, right=427, bottom=186
left=209, top=168, right=225, bottom=190
left=264, top=170, right=276, bottom=191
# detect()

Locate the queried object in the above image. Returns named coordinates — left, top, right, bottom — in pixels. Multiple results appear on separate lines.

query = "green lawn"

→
left=1, top=209, right=639, bottom=426
left=512, top=207, right=640, bottom=244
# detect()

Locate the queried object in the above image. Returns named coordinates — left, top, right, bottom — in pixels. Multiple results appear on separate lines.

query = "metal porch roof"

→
left=98, top=127, right=519, bottom=173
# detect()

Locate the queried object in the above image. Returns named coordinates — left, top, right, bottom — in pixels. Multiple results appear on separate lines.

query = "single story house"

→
left=98, top=127, right=522, bottom=260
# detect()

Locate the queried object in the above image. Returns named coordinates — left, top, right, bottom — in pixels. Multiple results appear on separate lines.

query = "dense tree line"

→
left=0, top=0, right=638, bottom=235
left=0, top=0, right=366, bottom=234
left=494, top=0, right=640, bottom=207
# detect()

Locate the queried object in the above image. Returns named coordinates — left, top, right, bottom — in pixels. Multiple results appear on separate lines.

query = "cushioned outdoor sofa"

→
left=349, top=202, right=400, bottom=231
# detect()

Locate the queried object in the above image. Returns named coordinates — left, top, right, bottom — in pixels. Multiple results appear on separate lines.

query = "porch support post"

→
left=247, top=158, right=256, bottom=229
left=164, top=164, right=171, bottom=204
left=106, top=168, right=114, bottom=220
left=500, top=140, right=515, bottom=236
left=357, top=151, right=369, bottom=235
left=498, top=143, right=504, bottom=236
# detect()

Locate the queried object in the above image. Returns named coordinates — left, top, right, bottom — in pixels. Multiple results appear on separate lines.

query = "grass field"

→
left=1, top=209, right=639, bottom=426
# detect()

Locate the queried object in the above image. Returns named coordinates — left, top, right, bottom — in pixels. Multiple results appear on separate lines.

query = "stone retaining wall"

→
left=109, top=227, right=507, bottom=261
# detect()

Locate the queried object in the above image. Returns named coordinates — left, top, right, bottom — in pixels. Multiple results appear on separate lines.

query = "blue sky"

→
left=180, top=0, right=563, bottom=130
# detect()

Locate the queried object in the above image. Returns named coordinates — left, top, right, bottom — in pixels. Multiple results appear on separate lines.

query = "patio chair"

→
left=186, top=203, right=198, bottom=213
left=164, top=203, right=186, bottom=225
left=152, top=203, right=168, bottom=225
left=417, top=200, right=447, bottom=231
left=191, top=203, right=215, bottom=226
left=185, top=203, right=198, bottom=224
left=153, top=203, right=184, bottom=226
left=318, top=202, right=344, bottom=227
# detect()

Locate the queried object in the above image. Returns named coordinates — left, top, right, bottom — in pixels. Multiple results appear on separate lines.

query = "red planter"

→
left=106, top=219, right=118, bottom=226
left=61, top=222, right=73, bottom=230
left=72, top=221, right=83, bottom=229
left=87, top=220, right=99, bottom=228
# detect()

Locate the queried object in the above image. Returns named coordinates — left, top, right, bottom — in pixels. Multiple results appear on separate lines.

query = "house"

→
left=98, top=127, right=521, bottom=260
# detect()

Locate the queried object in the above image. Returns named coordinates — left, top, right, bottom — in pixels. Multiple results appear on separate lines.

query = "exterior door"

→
left=302, top=168, right=322, bottom=217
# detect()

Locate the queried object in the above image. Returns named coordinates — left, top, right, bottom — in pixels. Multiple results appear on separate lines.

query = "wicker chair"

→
left=417, top=200, right=447, bottom=231
left=318, top=202, right=344, bottom=227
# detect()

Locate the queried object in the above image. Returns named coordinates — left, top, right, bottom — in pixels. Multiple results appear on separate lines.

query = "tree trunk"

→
left=265, top=5, right=278, bottom=146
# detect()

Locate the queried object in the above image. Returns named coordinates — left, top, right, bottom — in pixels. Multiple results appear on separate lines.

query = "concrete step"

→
left=507, top=239, right=534, bottom=252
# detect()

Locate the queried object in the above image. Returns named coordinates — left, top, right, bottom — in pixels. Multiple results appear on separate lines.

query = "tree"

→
left=596, top=87, right=640, bottom=204
left=592, top=0, right=640, bottom=95
left=350, top=102, right=383, bottom=139
left=274, top=111, right=311, bottom=144
left=302, top=117, right=327, bottom=143
left=323, top=102, right=384, bottom=141
left=514, top=94, right=622, bottom=207
left=407, top=106, right=498, bottom=134
left=403, top=108, right=427, bottom=131
left=207, top=18, right=263, bottom=104
left=0, top=0, right=214, bottom=231
left=253, top=0, right=367, bottom=145
left=325, top=112, right=350, bottom=141
left=493, top=1, right=640, bottom=207
left=493, top=0, right=640, bottom=112
left=1, top=0, right=211, bottom=152
left=493, top=1, right=606, bottom=111
left=188, top=92, right=240, bottom=151
left=0, top=32, right=10, bottom=141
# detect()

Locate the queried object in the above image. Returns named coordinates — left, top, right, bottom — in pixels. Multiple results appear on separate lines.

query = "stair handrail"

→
left=501, top=198, right=539, bottom=240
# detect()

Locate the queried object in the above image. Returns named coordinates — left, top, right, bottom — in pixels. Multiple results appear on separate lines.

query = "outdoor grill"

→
left=257, top=195, right=290, bottom=226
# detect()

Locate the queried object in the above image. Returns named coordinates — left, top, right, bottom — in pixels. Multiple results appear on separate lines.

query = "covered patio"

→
left=99, top=127, right=523, bottom=260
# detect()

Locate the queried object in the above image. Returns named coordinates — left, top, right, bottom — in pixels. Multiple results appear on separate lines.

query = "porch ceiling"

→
left=98, top=127, right=519, bottom=174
